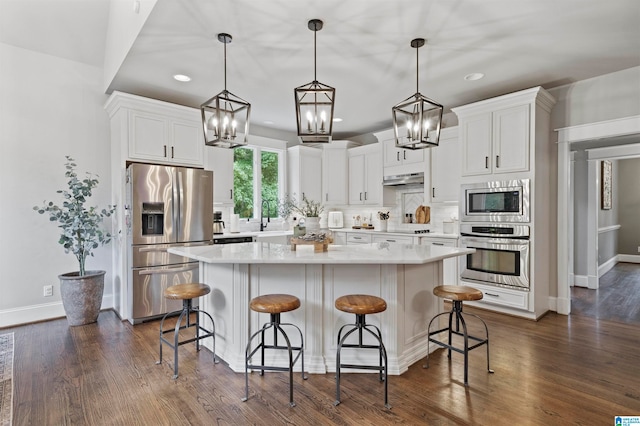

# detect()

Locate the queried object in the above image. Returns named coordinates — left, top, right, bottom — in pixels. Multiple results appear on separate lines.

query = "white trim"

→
left=598, top=256, right=617, bottom=277
left=0, top=294, right=113, bottom=328
left=556, top=116, right=640, bottom=143
left=573, top=274, right=598, bottom=289
left=587, top=143, right=640, bottom=161
left=598, top=224, right=621, bottom=234
left=617, top=254, right=640, bottom=263
left=557, top=115, right=640, bottom=316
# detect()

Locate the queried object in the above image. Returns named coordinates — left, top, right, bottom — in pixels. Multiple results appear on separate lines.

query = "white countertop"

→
left=169, top=242, right=473, bottom=265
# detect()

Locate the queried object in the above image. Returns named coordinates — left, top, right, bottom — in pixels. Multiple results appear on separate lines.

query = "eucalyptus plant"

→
left=295, top=194, right=324, bottom=218
left=34, top=156, right=116, bottom=276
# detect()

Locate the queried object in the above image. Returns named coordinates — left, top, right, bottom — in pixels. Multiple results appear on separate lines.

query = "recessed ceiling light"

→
left=464, top=73, right=484, bottom=81
left=173, top=74, right=191, bottom=82
left=333, top=117, right=343, bottom=122
left=263, top=120, right=274, bottom=125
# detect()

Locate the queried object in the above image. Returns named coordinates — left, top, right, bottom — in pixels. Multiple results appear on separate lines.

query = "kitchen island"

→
left=168, top=242, right=473, bottom=375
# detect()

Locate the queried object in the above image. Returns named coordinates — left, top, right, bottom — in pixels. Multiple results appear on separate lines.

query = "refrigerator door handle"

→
left=176, top=169, right=184, bottom=242
left=137, top=264, right=197, bottom=275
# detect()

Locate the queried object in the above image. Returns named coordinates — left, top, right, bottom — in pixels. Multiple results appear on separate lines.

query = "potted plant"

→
left=294, top=195, right=324, bottom=231
left=34, top=156, right=116, bottom=326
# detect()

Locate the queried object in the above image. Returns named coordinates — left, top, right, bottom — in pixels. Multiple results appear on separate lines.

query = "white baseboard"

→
left=0, top=294, right=114, bottom=329
left=573, top=274, right=598, bottom=289
left=598, top=256, right=617, bottom=277
left=617, top=254, right=640, bottom=263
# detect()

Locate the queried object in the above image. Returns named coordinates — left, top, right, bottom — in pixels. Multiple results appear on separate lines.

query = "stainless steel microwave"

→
left=460, top=179, right=530, bottom=223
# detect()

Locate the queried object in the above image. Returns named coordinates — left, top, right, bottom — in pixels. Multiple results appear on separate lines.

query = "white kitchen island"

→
left=168, top=242, right=473, bottom=375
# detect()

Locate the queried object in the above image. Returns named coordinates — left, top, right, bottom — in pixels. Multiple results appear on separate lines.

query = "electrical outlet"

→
left=43, top=285, right=53, bottom=297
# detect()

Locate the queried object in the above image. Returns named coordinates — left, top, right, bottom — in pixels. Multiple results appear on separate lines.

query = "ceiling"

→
left=2, top=0, right=640, bottom=141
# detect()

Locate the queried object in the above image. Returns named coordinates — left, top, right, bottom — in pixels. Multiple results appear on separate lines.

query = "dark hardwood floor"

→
left=5, top=299, right=640, bottom=425
left=572, top=262, right=640, bottom=324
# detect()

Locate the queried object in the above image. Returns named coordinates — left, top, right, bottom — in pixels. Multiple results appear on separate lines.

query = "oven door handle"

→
left=460, top=236, right=530, bottom=244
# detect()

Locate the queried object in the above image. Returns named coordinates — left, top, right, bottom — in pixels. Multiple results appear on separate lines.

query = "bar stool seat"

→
left=243, top=294, right=306, bottom=407
left=157, top=283, right=217, bottom=379
left=334, top=294, right=390, bottom=409
left=424, top=285, right=494, bottom=386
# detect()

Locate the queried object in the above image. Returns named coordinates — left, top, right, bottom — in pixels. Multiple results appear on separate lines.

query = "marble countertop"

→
left=169, top=242, right=473, bottom=265
left=330, top=228, right=459, bottom=239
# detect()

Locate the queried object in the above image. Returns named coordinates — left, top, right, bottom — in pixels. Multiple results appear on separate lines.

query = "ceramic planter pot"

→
left=58, top=270, right=105, bottom=326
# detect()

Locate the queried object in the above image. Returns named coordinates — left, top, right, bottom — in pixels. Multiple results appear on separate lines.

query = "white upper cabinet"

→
left=105, top=91, right=204, bottom=167
left=458, top=104, right=529, bottom=177
left=430, top=126, right=460, bottom=203
left=382, top=138, right=425, bottom=168
left=287, top=145, right=322, bottom=204
left=322, top=143, right=348, bottom=205
left=205, top=146, right=234, bottom=205
left=453, top=87, right=555, bottom=179
left=376, top=128, right=427, bottom=176
left=128, top=110, right=203, bottom=166
left=348, top=144, right=392, bottom=206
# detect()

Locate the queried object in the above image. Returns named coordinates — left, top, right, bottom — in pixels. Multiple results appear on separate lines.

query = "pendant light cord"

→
left=313, top=23, right=317, bottom=82
left=415, top=43, right=419, bottom=94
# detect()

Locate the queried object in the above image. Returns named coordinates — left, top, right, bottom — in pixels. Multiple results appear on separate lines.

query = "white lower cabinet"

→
left=420, top=237, right=458, bottom=285
left=331, top=231, right=346, bottom=245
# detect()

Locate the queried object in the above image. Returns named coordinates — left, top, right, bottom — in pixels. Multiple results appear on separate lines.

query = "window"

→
left=233, top=146, right=284, bottom=219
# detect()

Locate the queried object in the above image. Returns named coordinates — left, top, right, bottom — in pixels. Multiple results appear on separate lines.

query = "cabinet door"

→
left=322, top=148, right=348, bottom=205
left=169, top=120, right=204, bottom=166
left=300, top=152, right=322, bottom=202
left=460, top=113, right=492, bottom=176
left=129, top=110, right=168, bottom=162
left=383, top=139, right=401, bottom=167
left=402, top=147, right=425, bottom=165
left=431, top=129, right=460, bottom=203
left=205, top=146, right=234, bottom=205
left=348, top=154, right=365, bottom=204
left=364, top=149, right=382, bottom=205
left=493, top=104, right=530, bottom=174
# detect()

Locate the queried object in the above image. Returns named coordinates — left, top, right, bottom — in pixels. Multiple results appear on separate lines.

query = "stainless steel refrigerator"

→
left=126, top=163, right=213, bottom=324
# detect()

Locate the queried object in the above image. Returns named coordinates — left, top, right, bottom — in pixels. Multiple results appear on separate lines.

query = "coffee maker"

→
left=213, top=211, right=225, bottom=235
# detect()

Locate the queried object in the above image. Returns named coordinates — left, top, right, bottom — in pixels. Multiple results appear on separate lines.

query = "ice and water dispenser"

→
left=141, top=202, right=164, bottom=236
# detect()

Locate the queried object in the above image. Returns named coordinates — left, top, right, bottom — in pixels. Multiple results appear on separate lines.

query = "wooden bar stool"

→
left=424, top=285, right=494, bottom=386
left=242, top=294, right=307, bottom=407
left=157, top=283, right=217, bottom=379
left=334, top=294, right=390, bottom=409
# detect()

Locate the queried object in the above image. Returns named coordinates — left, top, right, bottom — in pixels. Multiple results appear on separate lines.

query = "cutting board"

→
left=415, top=205, right=430, bottom=224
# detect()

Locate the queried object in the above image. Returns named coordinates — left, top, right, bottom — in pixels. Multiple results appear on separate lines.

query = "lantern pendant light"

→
left=392, top=38, right=443, bottom=150
left=294, top=19, right=336, bottom=144
left=200, top=33, right=251, bottom=149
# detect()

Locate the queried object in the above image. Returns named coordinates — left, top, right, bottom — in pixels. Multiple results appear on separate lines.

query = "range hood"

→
left=383, top=172, right=424, bottom=186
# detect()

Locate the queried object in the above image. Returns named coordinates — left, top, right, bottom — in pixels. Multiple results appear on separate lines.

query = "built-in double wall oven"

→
left=459, top=179, right=531, bottom=291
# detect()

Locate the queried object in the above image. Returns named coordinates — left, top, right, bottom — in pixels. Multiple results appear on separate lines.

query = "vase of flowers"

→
left=295, top=195, right=324, bottom=232
left=378, top=211, right=390, bottom=232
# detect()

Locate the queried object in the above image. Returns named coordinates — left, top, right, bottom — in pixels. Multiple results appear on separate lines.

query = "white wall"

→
left=0, top=43, right=112, bottom=327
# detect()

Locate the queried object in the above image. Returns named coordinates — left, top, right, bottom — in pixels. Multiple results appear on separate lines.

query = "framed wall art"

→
left=601, top=160, right=612, bottom=210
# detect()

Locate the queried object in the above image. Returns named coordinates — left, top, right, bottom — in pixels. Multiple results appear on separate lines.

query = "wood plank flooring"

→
left=4, top=301, right=640, bottom=425
left=572, top=262, right=640, bottom=324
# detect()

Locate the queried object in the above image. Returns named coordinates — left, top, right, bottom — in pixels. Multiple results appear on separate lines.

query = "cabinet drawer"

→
left=347, top=234, right=372, bottom=244
left=372, top=235, right=414, bottom=244
left=462, top=282, right=529, bottom=310
left=419, top=237, right=456, bottom=247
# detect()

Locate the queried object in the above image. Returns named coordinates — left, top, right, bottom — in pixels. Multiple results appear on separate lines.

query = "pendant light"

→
left=294, top=19, right=335, bottom=144
left=392, top=38, right=443, bottom=149
left=200, top=33, right=251, bottom=149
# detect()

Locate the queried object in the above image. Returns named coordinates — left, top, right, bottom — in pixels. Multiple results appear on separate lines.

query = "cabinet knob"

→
left=164, top=145, right=167, bottom=158
left=496, top=155, right=500, bottom=168
left=171, top=146, right=175, bottom=159
left=432, top=188, right=435, bottom=198
left=403, top=151, right=406, bottom=160
left=485, top=156, right=489, bottom=169
left=397, top=152, right=400, bottom=162
left=230, top=189, right=233, bottom=199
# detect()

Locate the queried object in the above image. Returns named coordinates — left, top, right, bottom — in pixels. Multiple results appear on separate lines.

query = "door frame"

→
left=556, top=115, right=640, bottom=314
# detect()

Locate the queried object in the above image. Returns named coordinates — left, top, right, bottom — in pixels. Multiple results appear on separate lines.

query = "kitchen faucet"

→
left=260, top=199, right=271, bottom=231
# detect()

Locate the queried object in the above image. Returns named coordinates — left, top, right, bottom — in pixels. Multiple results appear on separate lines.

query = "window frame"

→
left=234, top=140, right=286, bottom=220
